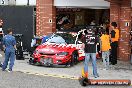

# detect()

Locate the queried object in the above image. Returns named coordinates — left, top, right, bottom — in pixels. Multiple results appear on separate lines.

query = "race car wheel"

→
left=29, top=58, right=42, bottom=66
left=65, top=51, right=78, bottom=67
left=73, top=51, right=79, bottom=64
left=70, top=51, right=79, bottom=66
left=29, top=58, right=36, bottom=65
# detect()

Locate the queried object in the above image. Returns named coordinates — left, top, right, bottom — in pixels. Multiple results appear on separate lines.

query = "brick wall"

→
left=110, top=0, right=120, bottom=26
left=110, top=0, right=131, bottom=61
left=36, top=0, right=56, bottom=36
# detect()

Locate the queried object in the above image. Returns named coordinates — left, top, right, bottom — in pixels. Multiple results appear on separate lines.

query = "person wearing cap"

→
left=100, top=30, right=111, bottom=70
left=82, top=28, right=99, bottom=78
left=110, top=22, right=119, bottom=65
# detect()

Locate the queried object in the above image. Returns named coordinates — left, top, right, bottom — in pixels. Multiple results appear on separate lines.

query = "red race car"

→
left=29, top=32, right=85, bottom=67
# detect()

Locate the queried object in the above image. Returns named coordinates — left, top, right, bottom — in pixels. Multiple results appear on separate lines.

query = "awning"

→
left=54, top=0, right=110, bottom=9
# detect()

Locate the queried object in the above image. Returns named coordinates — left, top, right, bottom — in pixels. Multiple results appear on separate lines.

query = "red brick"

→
left=36, top=0, right=56, bottom=36
left=110, top=0, right=131, bottom=61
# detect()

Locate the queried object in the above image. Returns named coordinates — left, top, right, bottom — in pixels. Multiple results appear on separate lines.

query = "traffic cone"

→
left=81, top=68, right=88, bottom=78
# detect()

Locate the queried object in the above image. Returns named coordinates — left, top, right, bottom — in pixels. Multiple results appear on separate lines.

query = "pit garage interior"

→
left=55, top=0, right=110, bottom=31
left=54, top=0, right=110, bottom=30
left=56, top=8, right=110, bottom=31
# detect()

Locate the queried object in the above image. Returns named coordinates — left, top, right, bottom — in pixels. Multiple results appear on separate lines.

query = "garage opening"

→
left=56, top=8, right=110, bottom=32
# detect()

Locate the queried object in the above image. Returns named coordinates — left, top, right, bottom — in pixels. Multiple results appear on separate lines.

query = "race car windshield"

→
left=47, top=33, right=76, bottom=44
left=56, top=33, right=76, bottom=44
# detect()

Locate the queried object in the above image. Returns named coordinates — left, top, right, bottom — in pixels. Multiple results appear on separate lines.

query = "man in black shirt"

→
left=82, top=28, right=99, bottom=78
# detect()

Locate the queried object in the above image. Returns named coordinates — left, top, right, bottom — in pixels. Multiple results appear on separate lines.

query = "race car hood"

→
left=35, top=43, right=76, bottom=54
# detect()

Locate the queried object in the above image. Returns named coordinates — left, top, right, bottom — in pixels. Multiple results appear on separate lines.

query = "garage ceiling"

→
left=54, top=0, right=110, bottom=9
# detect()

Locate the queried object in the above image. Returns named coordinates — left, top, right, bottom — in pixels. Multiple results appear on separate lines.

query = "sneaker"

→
left=7, top=69, right=12, bottom=72
left=102, top=68, right=107, bottom=70
left=102, top=68, right=109, bottom=70
left=94, top=74, right=99, bottom=78
left=0, top=54, right=2, bottom=57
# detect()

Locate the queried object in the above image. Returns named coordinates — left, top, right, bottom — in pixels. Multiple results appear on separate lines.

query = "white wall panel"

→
left=8, top=0, right=16, bottom=5
left=54, top=0, right=110, bottom=9
left=1, top=0, right=109, bottom=8
left=29, top=0, right=36, bottom=5
left=16, top=0, right=27, bottom=5
left=0, top=0, right=8, bottom=5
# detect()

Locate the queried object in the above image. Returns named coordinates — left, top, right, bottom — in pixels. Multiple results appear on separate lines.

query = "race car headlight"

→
left=56, top=52, right=69, bottom=56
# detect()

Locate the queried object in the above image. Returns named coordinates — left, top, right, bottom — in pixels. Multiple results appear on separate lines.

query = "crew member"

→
left=110, top=22, right=119, bottom=65
left=82, top=28, right=99, bottom=78
left=2, top=28, right=17, bottom=72
left=0, top=18, right=4, bottom=50
left=100, top=30, right=111, bottom=70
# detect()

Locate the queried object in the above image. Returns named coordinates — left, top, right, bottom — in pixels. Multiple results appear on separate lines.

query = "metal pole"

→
left=27, top=0, right=29, bottom=5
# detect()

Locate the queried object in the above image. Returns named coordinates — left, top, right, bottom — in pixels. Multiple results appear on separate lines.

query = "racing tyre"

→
left=65, top=51, right=78, bottom=67
left=70, top=51, right=79, bottom=66
left=29, top=58, right=35, bottom=65
left=29, top=58, right=41, bottom=66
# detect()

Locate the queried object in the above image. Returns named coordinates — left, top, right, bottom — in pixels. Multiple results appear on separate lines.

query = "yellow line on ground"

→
left=16, top=71, right=132, bottom=86
left=21, top=71, right=79, bottom=80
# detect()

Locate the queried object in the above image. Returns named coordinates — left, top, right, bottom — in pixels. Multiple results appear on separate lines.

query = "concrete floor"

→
left=0, top=51, right=132, bottom=85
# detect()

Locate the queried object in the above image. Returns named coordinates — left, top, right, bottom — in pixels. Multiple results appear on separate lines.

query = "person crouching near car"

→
left=82, top=28, right=99, bottom=78
left=100, top=30, right=111, bottom=70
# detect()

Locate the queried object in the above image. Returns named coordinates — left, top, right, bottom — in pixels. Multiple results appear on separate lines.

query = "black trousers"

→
left=110, top=41, right=118, bottom=65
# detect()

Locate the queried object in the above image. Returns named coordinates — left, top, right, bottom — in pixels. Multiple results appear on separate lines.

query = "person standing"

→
left=82, top=28, right=99, bottom=78
left=2, top=28, right=17, bottom=72
left=110, top=22, right=119, bottom=65
left=0, top=18, right=4, bottom=50
left=100, top=30, right=111, bottom=70
left=0, top=18, right=3, bottom=66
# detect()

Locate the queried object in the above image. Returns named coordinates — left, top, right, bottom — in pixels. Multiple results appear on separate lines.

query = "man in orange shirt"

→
left=100, top=30, right=111, bottom=70
left=110, top=22, right=119, bottom=65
